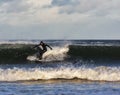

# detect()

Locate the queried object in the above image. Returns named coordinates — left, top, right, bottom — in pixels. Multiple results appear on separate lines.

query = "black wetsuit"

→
left=34, top=43, right=52, bottom=59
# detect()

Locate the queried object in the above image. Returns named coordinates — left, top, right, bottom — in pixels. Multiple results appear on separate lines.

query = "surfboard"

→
left=27, top=55, right=51, bottom=62
left=34, top=59, right=51, bottom=63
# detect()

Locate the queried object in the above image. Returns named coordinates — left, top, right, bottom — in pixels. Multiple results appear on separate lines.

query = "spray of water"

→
left=27, top=46, right=69, bottom=61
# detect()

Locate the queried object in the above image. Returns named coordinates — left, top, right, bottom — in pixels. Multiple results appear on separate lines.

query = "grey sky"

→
left=0, top=0, right=120, bottom=40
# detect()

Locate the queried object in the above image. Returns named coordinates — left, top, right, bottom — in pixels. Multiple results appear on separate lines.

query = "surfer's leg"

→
left=39, top=50, right=46, bottom=59
left=39, top=56, right=42, bottom=60
left=37, top=50, right=47, bottom=60
left=36, top=51, right=42, bottom=60
left=37, top=47, right=43, bottom=60
left=40, top=51, right=45, bottom=59
left=36, top=52, right=41, bottom=59
left=38, top=52, right=42, bottom=60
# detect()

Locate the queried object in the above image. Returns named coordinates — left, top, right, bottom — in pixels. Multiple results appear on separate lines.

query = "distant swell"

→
left=0, top=66, right=120, bottom=82
left=1, top=44, right=120, bottom=63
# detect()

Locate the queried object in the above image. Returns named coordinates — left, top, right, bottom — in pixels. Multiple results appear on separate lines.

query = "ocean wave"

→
left=68, top=45, right=120, bottom=58
left=1, top=44, right=120, bottom=62
left=0, top=44, right=69, bottom=62
left=0, top=66, right=119, bottom=82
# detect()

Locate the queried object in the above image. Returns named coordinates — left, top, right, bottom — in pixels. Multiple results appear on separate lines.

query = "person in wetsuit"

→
left=33, top=41, right=52, bottom=59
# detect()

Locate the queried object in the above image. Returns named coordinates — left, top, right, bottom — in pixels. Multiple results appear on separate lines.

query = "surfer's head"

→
left=40, top=41, right=43, bottom=45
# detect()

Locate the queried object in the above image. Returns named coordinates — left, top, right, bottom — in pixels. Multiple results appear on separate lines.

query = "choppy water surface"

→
left=0, top=81, right=120, bottom=95
left=0, top=40, right=120, bottom=95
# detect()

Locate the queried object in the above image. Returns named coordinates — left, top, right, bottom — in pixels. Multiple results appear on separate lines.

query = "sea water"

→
left=0, top=40, right=120, bottom=95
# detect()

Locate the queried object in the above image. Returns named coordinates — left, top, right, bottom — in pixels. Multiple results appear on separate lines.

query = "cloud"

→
left=0, top=0, right=120, bottom=40
left=0, top=0, right=54, bottom=25
left=0, top=0, right=14, bottom=4
left=0, top=0, right=120, bottom=28
left=50, top=0, right=120, bottom=20
left=0, top=0, right=29, bottom=13
left=51, top=0, right=79, bottom=6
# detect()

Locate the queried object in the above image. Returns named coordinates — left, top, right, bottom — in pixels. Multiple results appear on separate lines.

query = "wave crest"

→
left=0, top=66, right=120, bottom=82
left=27, top=46, right=69, bottom=62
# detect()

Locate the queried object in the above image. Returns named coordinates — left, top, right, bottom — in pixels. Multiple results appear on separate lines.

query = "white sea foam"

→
left=0, top=40, right=38, bottom=45
left=0, top=66, right=120, bottom=82
left=27, top=46, right=69, bottom=61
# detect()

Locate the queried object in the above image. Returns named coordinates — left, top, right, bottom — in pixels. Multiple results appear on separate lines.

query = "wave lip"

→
left=0, top=66, right=120, bottom=82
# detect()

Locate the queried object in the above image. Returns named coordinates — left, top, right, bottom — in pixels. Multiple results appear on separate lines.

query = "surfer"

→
left=33, top=41, right=52, bottom=59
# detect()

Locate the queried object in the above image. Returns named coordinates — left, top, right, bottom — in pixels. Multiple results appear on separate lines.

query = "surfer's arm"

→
left=33, top=45, right=39, bottom=49
left=46, top=44, right=52, bottom=50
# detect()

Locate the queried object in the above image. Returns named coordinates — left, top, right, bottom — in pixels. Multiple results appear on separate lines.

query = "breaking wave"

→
left=0, top=66, right=119, bottom=82
left=27, top=47, right=69, bottom=61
